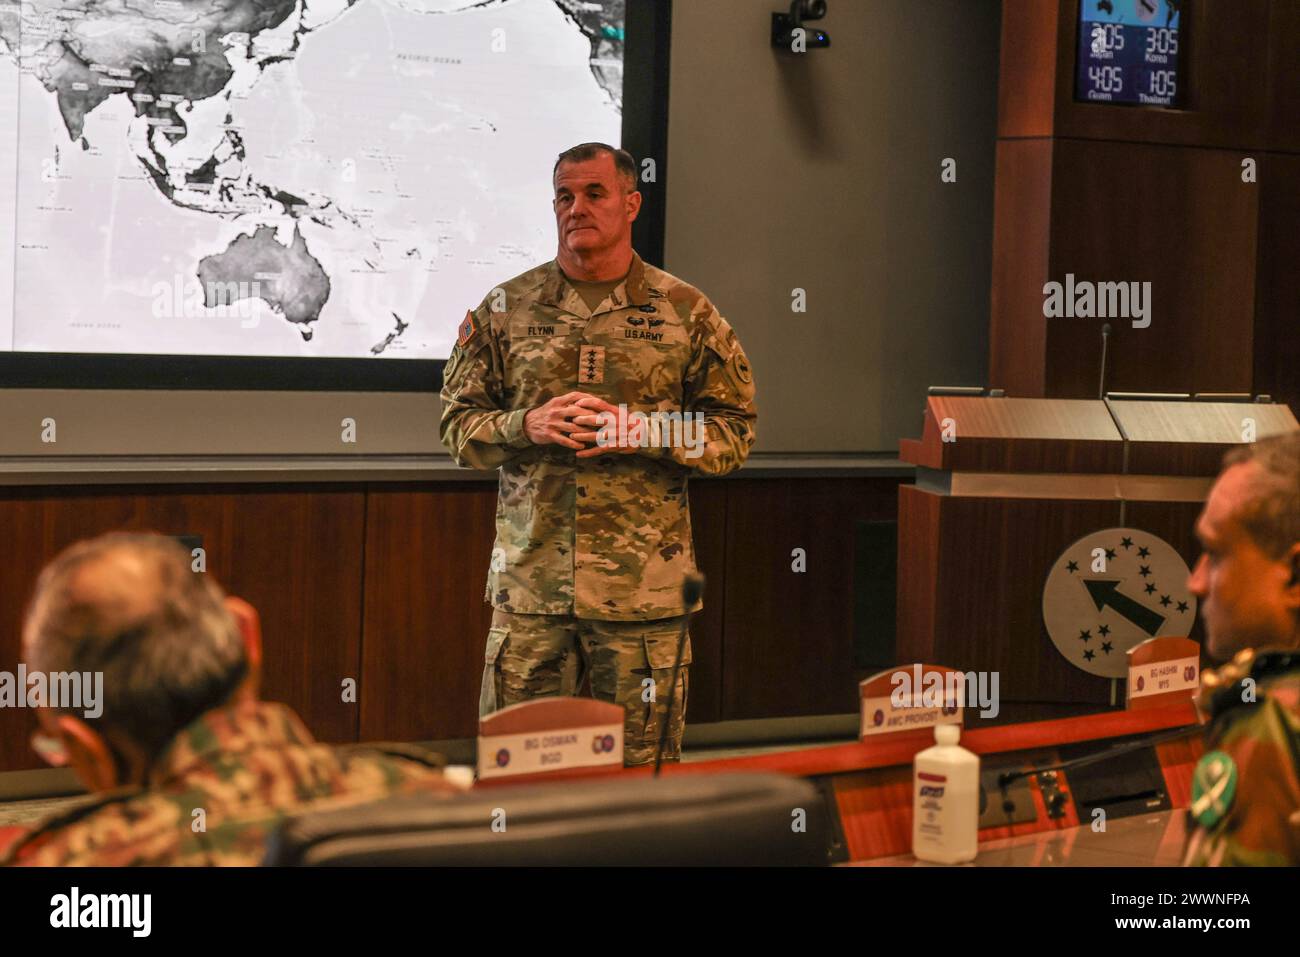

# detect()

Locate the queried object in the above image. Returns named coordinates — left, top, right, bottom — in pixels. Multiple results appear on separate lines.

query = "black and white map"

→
left=0, top=0, right=624, bottom=358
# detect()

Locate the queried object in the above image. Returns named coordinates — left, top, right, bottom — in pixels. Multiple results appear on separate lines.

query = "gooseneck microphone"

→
left=653, top=573, right=704, bottom=776
left=1098, top=323, right=1112, bottom=399
left=996, top=724, right=1200, bottom=790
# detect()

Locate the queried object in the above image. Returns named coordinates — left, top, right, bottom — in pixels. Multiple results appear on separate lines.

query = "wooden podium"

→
left=896, top=395, right=1297, bottom=716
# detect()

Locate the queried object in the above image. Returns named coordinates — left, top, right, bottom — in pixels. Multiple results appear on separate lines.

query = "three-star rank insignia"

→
left=1042, top=527, right=1196, bottom=678
left=1190, top=750, right=1238, bottom=829
left=458, top=310, right=478, bottom=347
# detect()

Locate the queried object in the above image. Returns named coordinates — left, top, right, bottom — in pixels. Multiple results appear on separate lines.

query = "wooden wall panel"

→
left=992, top=0, right=1300, bottom=403
left=1044, top=140, right=1259, bottom=399
left=357, top=479, right=733, bottom=741
left=907, top=493, right=1122, bottom=705
left=685, top=480, right=727, bottom=724
left=1052, top=0, right=1275, bottom=150
left=720, top=478, right=903, bottom=721
left=359, top=483, right=498, bottom=743
left=896, top=486, right=940, bottom=666
left=1254, top=153, right=1300, bottom=416
left=0, top=475, right=909, bottom=775
left=1263, top=1, right=1300, bottom=153
left=997, top=0, right=1300, bottom=150
left=220, top=489, right=366, bottom=745
left=0, top=497, right=49, bottom=772
left=0, top=485, right=366, bottom=772
left=989, top=138, right=1053, bottom=397
left=997, top=0, right=1060, bottom=139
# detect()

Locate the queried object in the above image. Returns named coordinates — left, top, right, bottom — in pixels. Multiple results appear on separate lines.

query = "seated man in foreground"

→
left=2, top=532, right=459, bottom=866
left=1183, top=431, right=1300, bottom=866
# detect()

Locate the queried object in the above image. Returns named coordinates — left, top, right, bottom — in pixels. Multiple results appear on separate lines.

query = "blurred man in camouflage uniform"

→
left=1, top=533, right=459, bottom=866
left=1183, top=431, right=1300, bottom=866
left=440, top=143, right=757, bottom=765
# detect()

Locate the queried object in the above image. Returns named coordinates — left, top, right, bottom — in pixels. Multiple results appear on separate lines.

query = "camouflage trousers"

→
left=480, top=609, right=692, bottom=766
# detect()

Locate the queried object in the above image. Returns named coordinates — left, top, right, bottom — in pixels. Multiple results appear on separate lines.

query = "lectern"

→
left=897, top=395, right=1297, bottom=717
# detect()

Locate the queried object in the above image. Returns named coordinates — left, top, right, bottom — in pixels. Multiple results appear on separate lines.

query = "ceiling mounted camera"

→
left=772, top=0, right=831, bottom=53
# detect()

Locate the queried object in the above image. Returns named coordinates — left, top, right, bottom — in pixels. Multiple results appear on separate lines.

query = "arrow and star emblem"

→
left=1042, top=527, right=1196, bottom=678
left=1082, top=579, right=1166, bottom=636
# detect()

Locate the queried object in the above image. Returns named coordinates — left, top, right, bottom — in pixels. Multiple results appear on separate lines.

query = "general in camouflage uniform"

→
left=1, top=701, right=456, bottom=866
left=1182, top=649, right=1300, bottom=866
left=440, top=144, right=757, bottom=766
left=1182, top=431, right=1300, bottom=866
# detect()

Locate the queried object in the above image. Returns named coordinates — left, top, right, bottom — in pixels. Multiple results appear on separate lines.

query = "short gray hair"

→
left=25, top=532, right=247, bottom=759
left=1222, top=431, right=1300, bottom=559
left=553, top=142, right=638, bottom=194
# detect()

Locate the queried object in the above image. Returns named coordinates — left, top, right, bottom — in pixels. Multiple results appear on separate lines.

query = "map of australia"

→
left=0, top=0, right=624, bottom=358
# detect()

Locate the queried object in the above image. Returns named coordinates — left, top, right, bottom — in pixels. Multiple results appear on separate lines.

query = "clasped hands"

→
left=522, top=392, right=646, bottom=459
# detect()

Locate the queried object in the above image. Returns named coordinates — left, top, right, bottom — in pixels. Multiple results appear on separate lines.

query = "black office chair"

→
left=264, top=772, right=830, bottom=866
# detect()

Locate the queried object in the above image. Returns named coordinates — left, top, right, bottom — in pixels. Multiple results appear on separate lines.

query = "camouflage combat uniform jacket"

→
left=440, top=253, right=757, bottom=621
left=0, top=701, right=456, bottom=866
left=1183, top=649, right=1300, bottom=866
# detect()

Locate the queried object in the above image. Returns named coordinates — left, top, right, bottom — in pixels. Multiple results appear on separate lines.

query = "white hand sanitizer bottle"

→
left=912, top=724, right=979, bottom=864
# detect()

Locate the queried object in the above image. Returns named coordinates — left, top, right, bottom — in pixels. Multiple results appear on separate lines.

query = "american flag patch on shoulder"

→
left=458, top=310, right=478, bottom=346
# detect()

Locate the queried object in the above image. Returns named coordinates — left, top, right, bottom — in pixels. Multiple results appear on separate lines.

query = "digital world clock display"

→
left=1076, top=0, right=1185, bottom=108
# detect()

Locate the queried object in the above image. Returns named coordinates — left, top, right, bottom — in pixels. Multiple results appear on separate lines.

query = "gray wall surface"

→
left=0, top=0, right=1000, bottom=460
left=663, top=0, right=999, bottom=452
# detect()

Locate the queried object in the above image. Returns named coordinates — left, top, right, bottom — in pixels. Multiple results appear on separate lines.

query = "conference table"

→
left=475, top=700, right=1202, bottom=865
